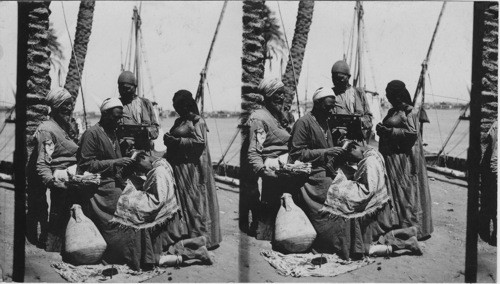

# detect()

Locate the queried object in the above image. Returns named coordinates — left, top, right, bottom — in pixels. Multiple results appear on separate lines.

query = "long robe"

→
left=247, top=107, right=291, bottom=240
left=165, top=115, right=222, bottom=248
left=26, top=118, right=78, bottom=251
left=289, top=112, right=391, bottom=259
left=379, top=105, right=433, bottom=239
left=77, top=123, right=186, bottom=270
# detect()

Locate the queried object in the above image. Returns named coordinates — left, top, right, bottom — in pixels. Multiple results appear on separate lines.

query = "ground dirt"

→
left=0, top=172, right=497, bottom=282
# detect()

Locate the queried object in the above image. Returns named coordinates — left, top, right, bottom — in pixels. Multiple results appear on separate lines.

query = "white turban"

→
left=100, top=97, right=123, bottom=113
left=258, top=78, right=284, bottom=98
left=46, top=88, right=72, bottom=109
left=312, top=87, right=335, bottom=102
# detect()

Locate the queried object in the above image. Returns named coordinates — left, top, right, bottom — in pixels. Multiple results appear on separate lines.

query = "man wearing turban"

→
left=117, top=71, right=160, bottom=154
left=242, top=77, right=290, bottom=240
left=26, top=88, right=79, bottom=252
left=330, top=60, right=373, bottom=144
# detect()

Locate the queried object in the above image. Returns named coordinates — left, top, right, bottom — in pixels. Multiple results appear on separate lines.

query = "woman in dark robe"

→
left=163, top=90, right=222, bottom=248
left=376, top=80, right=433, bottom=239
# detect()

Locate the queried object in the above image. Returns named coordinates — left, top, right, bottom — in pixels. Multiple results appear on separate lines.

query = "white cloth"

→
left=312, top=87, right=335, bottom=102
left=46, top=88, right=71, bottom=109
left=100, top=97, right=123, bottom=112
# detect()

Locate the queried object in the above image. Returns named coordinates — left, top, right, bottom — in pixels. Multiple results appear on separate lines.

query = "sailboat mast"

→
left=412, top=2, right=446, bottom=134
left=133, top=6, right=142, bottom=97
left=195, top=0, right=228, bottom=113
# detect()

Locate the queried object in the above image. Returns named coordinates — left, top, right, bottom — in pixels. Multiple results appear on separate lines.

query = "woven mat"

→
left=261, top=250, right=374, bottom=277
left=51, top=262, right=168, bottom=283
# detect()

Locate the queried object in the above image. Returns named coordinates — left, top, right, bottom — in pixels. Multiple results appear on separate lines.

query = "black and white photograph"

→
left=0, top=0, right=497, bottom=282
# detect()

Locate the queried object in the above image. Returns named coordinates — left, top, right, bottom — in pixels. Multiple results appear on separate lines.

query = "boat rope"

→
left=436, top=103, right=470, bottom=158
left=445, top=127, right=469, bottom=155
left=426, top=71, right=444, bottom=147
left=276, top=1, right=301, bottom=118
left=0, top=106, right=15, bottom=137
left=195, top=0, right=228, bottom=113
left=61, top=2, right=89, bottom=129
left=217, top=127, right=240, bottom=167
left=139, top=29, right=157, bottom=102
left=412, top=2, right=446, bottom=107
left=125, top=19, right=134, bottom=70
left=0, top=133, right=14, bottom=160
left=362, top=24, right=377, bottom=92
left=346, top=4, right=357, bottom=68
left=205, top=80, right=224, bottom=157
left=225, top=145, right=240, bottom=164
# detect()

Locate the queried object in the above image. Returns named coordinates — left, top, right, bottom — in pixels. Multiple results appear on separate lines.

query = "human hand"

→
left=261, top=168, right=278, bottom=179
left=163, top=133, right=180, bottom=146
left=264, top=157, right=280, bottom=171
left=49, top=179, right=67, bottom=191
left=326, top=147, right=345, bottom=159
left=114, top=157, right=134, bottom=167
left=376, top=123, right=391, bottom=136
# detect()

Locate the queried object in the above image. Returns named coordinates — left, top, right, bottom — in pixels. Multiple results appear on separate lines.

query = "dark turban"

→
left=172, top=89, right=200, bottom=115
left=385, top=80, right=412, bottom=105
left=118, top=71, right=137, bottom=85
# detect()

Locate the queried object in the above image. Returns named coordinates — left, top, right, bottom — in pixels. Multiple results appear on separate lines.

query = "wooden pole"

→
left=13, top=3, right=29, bottom=281
left=465, top=2, right=488, bottom=282
left=412, top=2, right=446, bottom=106
left=195, top=0, right=228, bottom=113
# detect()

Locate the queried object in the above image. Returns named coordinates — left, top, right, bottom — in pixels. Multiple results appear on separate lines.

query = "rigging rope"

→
left=0, top=133, right=14, bottom=160
left=195, top=0, right=228, bottom=113
left=445, top=127, right=469, bottom=155
left=205, top=80, right=224, bottom=157
left=276, top=1, right=301, bottom=117
left=61, top=2, right=89, bottom=130
left=426, top=71, right=444, bottom=147
left=139, top=29, right=157, bottom=102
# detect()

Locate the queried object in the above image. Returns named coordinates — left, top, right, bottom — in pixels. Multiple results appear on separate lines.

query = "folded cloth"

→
left=51, top=262, right=167, bottom=283
left=260, top=250, right=374, bottom=277
left=110, top=158, right=180, bottom=230
left=321, top=149, right=390, bottom=219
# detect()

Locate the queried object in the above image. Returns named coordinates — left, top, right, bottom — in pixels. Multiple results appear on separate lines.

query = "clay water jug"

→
left=274, top=193, right=317, bottom=253
left=65, top=204, right=107, bottom=265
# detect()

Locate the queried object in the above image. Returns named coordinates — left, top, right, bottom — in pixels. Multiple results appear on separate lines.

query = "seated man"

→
left=314, top=140, right=422, bottom=258
left=77, top=98, right=211, bottom=270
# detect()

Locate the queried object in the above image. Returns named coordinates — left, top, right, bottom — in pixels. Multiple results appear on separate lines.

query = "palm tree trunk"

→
left=466, top=2, right=498, bottom=281
left=25, top=2, right=52, bottom=159
left=240, top=0, right=266, bottom=233
left=64, top=0, right=95, bottom=99
left=281, top=1, right=314, bottom=103
left=480, top=3, right=498, bottom=147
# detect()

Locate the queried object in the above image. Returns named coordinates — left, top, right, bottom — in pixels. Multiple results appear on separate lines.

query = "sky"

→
left=0, top=1, right=473, bottom=112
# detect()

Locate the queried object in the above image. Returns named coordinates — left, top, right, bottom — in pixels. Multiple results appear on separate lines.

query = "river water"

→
left=0, top=108, right=468, bottom=164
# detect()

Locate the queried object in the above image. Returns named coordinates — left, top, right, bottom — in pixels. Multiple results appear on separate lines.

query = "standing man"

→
left=330, top=60, right=373, bottom=144
left=26, top=88, right=79, bottom=251
left=117, top=71, right=160, bottom=154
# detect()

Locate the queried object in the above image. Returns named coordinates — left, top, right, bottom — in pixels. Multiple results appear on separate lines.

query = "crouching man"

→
left=312, top=140, right=422, bottom=258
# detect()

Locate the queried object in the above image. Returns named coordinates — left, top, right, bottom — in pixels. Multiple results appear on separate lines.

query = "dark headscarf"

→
left=172, top=89, right=200, bottom=115
left=386, top=80, right=412, bottom=106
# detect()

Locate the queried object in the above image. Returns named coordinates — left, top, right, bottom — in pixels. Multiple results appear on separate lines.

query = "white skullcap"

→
left=312, top=87, right=335, bottom=102
left=100, top=97, right=123, bottom=113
